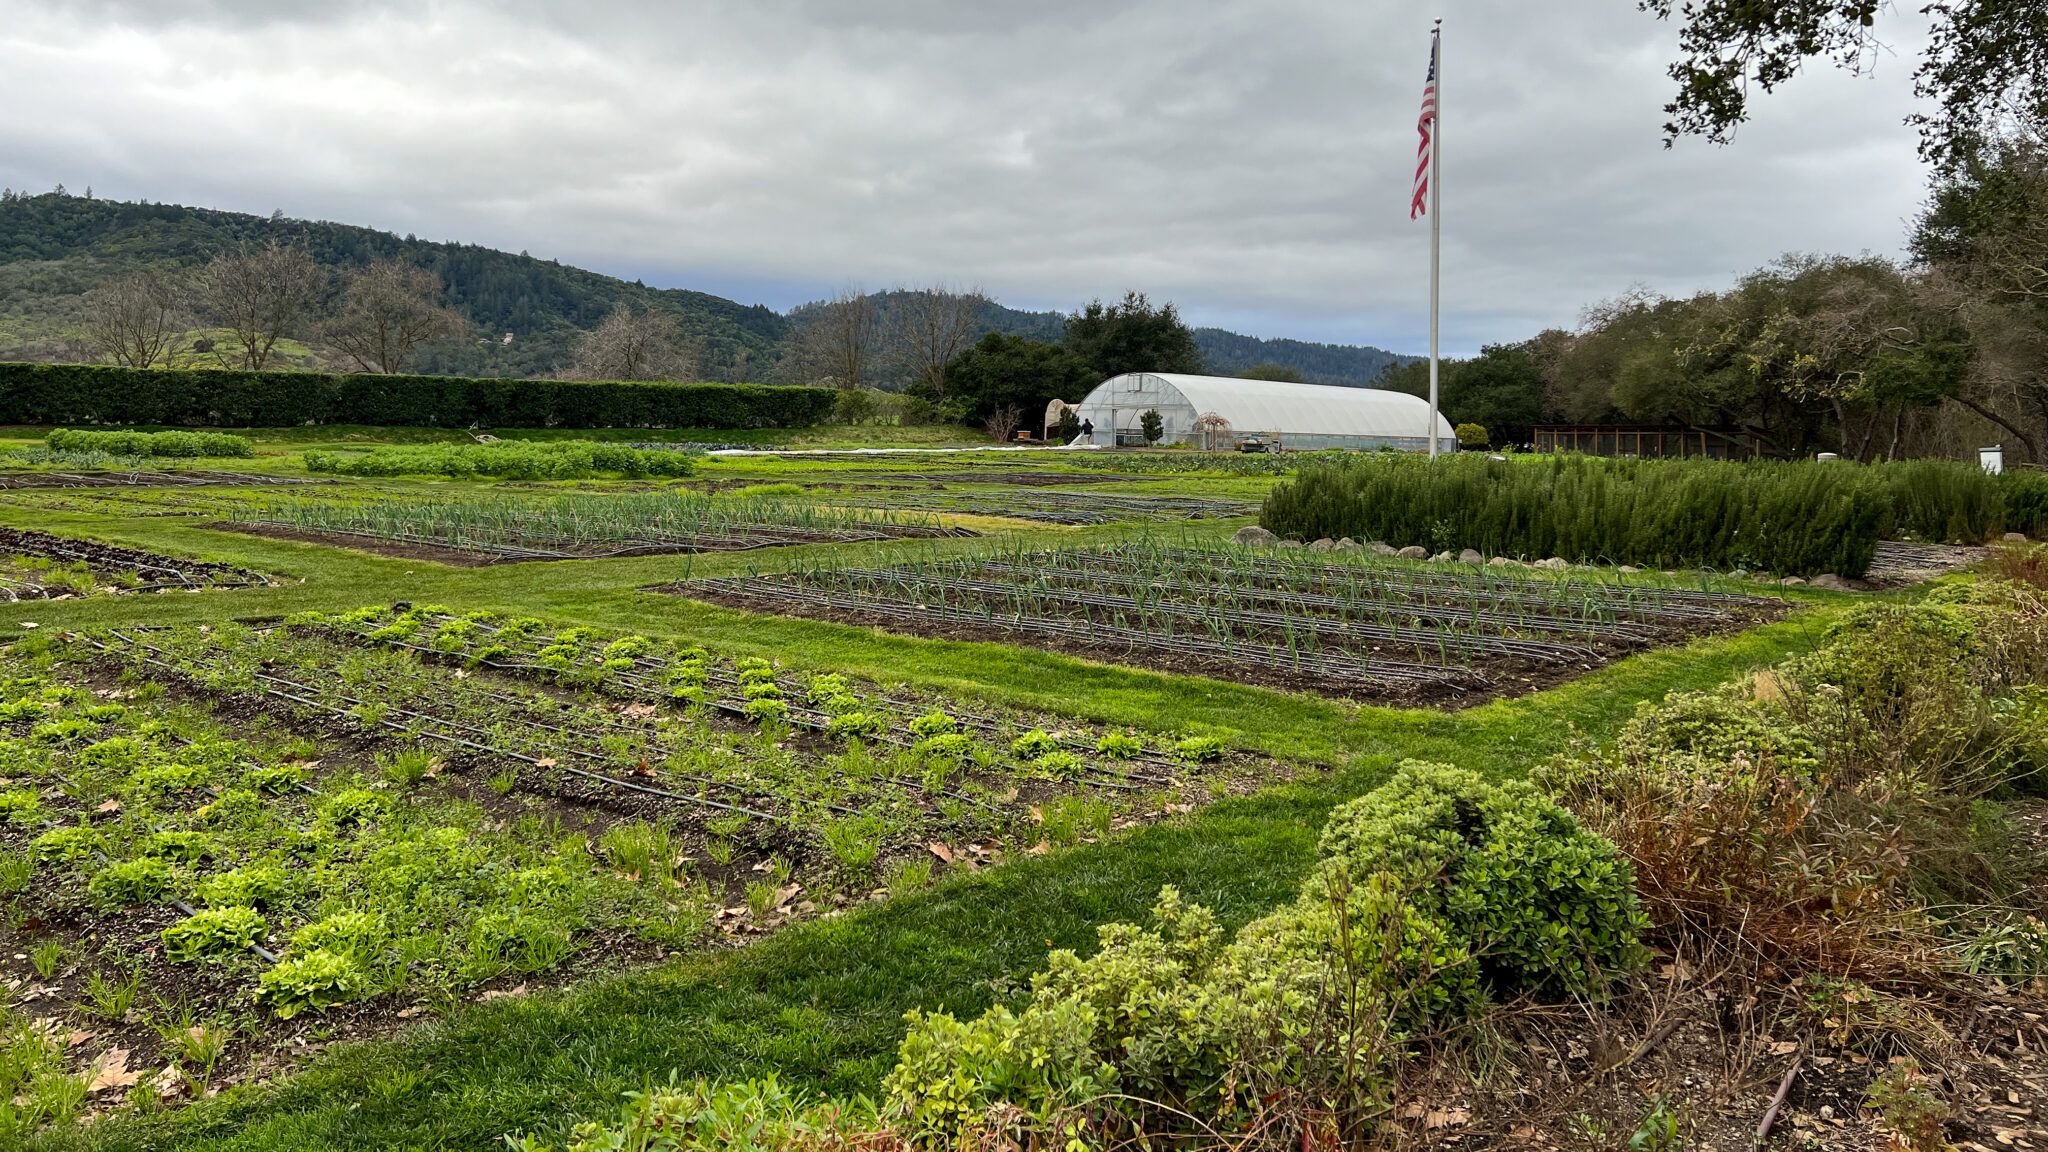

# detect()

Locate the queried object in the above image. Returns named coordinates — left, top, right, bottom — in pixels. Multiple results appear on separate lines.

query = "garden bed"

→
left=0, top=527, right=274, bottom=600
left=0, top=610, right=1272, bottom=1125
left=658, top=543, right=1786, bottom=703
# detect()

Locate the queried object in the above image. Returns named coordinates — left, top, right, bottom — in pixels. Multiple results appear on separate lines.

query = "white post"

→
left=1427, top=21, right=1443, bottom=459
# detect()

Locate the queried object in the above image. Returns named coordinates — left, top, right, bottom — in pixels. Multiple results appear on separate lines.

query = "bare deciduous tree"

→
left=85, top=272, right=180, bottom=368
left=803, top=288, right=879, bottom=390
left=983, top=403, right=1023, bottom=442
left=564, top=303, right=701, bottom=381
left=323, top=259, right=469, bottom=374
left=896, top=285, right=987, bottom=396
left=199, top=242, right=326, bottom=371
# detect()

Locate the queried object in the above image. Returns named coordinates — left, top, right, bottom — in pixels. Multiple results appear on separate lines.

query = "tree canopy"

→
left=942, top=333, right=1099, bottom=427
left=1641, top=0, right=2048, bottom=169
left=1061, top=291, right=1206, bottom=378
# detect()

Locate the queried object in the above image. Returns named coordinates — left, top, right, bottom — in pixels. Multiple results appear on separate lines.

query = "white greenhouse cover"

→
left=1071, top=373, right=1456, bottom=442
left=1150, top=374, right=1451, bottom=438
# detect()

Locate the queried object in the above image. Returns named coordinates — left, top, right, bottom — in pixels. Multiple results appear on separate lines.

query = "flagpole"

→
left=1427, top=20, right=1442, bottom=460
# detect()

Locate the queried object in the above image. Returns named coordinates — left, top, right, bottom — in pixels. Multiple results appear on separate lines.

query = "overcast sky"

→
left=1, top=1, right=1934, bottom=355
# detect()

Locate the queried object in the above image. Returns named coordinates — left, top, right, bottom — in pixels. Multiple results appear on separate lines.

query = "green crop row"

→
left=45, top=428, right=254, bottom=458
left=0, top=362, right=836, bottom=429
left=1260, top=454, right=2048, bottom=578
left=302, top=439, right=696, bottom=481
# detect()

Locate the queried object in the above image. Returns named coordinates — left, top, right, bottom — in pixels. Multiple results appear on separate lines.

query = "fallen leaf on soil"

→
left=1424, top=1108, right=1471, bottom=1129
left=928, top=842, right=954, bottom=863
left=65, top=1030, right=93, bottom=1048
left=623, top=703, right=657, bottom=718
left=96, top=799, right=120, bottom=813
left=1771, top=1040, right=1799, bottom=1055
left=536, top=758, right=557, bottom=768
left=87, top=1048, right=138, bottom=1092
left=396, top=1006, right=427, bottom=1018
left=1398, top=1103, right=1427, bottom=1120
left=1027, top=807, right=1044, bottom=824
left=1028, top=841, right=1050, bottom=854
left=479, top=985, right=528, bottom=1002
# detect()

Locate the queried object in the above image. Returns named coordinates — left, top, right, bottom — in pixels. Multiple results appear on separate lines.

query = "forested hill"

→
left=1191, top=328, right=1413, bottom=387
left=0, top=193, right=788, bottom=379
left=0, top=191, right=1413, bottom=386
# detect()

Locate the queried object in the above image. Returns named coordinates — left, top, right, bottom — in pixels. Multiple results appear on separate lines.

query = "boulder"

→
left=1310, top=538, right=1336, bottom=553
left=1781, top=576, right=1807, bottom=586
left=1458, top=548, right=1484, bottom=564
left=1277, top=540, right=1304, bottom=549
left=1487, top=556, right=1522, bottom=567
left=1231, top=526, right=1279, bottom=547
left=1368, top=541, right=1399, bottom=557
left=1396, top=545, right=1430, bottom=560
left=1334, top=538, right=1365, bottom=553
left=1617, top=565, right=1640, bottom=574
left=1808, top=573, right=1870, bottom=592
left=2006, top=531, right=2030, bottom=542
left=1728, top=568, right=1749, bottom=579
left=1531, top=557, right=1568, bottom=570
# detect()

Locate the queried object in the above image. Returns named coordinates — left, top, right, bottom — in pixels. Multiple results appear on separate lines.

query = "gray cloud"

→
left=0, top=0, right=1934, bottom=353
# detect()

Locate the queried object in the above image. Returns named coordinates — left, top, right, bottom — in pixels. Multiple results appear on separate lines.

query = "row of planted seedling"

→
left=0, top=621, right=1239, bottom=1132
left=308, top=604, right=1222, bottom=782
left=671, top=542, right=1782, bottom=688
left=231, top=487, right=975, bottom=561
left=839, top=489, right=1260, bottom=526
left=80, top=615, right=1234, bottom=897
left=0, top=657, right=717, bottom=1128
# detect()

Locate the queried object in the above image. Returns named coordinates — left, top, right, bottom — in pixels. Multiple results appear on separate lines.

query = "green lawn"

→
left=0, top=449, right=1854, bottom=1152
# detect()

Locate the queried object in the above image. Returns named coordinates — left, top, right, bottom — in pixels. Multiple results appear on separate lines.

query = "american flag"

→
left=1411, top=33, right=1438, bottom=220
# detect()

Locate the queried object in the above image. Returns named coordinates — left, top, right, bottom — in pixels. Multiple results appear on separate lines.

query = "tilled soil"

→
left=665, top=584, right=1781, bottom=709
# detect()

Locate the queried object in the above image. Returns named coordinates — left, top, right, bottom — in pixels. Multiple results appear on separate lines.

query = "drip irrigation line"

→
left=385, top=615, right=1162, bottom=795
left=681, top=577, right=1482, bottom=689
left=971, top=558, right=1651, bottom=647
left=92, top=631, right=784, bottom=824
left=315, top=622, right=1007, bottom=810
left=745, top=564, right=1582, bottom=663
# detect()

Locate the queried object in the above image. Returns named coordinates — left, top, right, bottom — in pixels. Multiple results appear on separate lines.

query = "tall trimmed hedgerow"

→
left=0, top=363, right=835, bottom=429
left=1260, top=454, right=1889, bottom=575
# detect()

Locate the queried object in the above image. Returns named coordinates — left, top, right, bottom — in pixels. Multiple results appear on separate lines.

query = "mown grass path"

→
left=0, top=503, right=1843, bottom=1151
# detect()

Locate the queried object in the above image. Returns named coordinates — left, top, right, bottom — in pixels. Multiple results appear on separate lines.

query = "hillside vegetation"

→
left=0, top=193, right=788, bottom=380
left=0, top=191, right=1412, bottom=396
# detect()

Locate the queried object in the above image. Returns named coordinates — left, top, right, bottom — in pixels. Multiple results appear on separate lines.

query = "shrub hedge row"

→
left=303, top=440, right=696, bottom=480
left=46, top=428, right=254, bottom=458
left=1260, top=455, right=1903, bottom=576
left=0, top=363, right=836, bottom=429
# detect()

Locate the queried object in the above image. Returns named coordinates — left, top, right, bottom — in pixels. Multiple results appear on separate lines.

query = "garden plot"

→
left=666, top=542, right=1783, bottom=702
left=844, top=488, right=1258, bottom=525
left=221, top=488, right=975, bottom=565
left=0, top=471, right=317, bottom=490
left=0, top=612, right=1249, bottom=1125
left=0, top=527, right=272, bottom=601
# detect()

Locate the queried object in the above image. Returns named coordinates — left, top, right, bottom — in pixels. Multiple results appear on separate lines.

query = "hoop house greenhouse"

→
left=1067, top=373, right=1458, bottom=452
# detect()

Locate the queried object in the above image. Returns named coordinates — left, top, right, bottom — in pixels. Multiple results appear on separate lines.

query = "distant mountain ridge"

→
left=0, top=191, right=1414, bottom=388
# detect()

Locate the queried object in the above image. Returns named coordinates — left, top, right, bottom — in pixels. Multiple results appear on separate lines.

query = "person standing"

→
left=1080, top=419, right=1095, bottom=444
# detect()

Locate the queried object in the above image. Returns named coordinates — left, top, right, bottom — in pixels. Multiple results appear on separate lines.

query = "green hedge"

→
left=0, top=363, right=835, bottom=429
left=1261, top=454, right=2048, bottom=578
left=47, top=428, right=253, bottom=458
left=304, top=440, right=695, bottom=480
left=1261, top=454, right=1891, bottom=577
